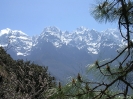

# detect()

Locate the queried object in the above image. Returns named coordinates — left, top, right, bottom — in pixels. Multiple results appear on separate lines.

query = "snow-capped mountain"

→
left=0, top=28, right=32, bottom=58
left=36, top=26, right=123, bottom=54
left=0, top=27, right=124, bottom=81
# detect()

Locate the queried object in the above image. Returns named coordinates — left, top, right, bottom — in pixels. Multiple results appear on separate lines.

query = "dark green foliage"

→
left=0, top=47, right=55, bottom=99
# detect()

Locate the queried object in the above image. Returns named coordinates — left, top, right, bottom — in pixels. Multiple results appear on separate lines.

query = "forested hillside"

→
left=0, top=47, right=55, bottom=99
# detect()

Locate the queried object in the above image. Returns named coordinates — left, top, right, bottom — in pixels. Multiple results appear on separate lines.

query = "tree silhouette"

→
left=50, top=0, right=133, bottom=98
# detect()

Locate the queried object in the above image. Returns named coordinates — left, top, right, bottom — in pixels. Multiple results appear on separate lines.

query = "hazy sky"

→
left=0, top=0, right=117, bottom=36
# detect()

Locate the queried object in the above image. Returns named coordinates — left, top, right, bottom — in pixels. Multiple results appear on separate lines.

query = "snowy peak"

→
left=43, top=26, right=60, bottom=32
left=40, top=26, right=61, bottom=38
left=0, top=28, right=11, bottom=36
left=0, top=28, right=32, bottom=56
left=0, top=28, right=28, bottom=36
left=75, top=26, right=89, bottom=34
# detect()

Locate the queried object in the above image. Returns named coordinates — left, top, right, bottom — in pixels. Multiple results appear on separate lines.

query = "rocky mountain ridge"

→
left=0, top=27, right=123, bottom=56
left=0, top=27, right=124, bottom=81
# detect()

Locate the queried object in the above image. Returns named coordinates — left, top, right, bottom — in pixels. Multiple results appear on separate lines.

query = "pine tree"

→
left=50, top=0, right=133, bottom=98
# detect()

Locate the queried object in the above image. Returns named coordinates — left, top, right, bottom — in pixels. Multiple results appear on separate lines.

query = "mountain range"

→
left=0, top=26, right=124, bottom=81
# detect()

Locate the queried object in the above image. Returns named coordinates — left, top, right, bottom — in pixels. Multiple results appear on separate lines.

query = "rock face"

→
left=0, top=27, right=124, bottom=81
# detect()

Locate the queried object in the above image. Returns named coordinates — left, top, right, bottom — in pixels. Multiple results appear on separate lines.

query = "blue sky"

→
left=0, top=0, right=117, bottom=36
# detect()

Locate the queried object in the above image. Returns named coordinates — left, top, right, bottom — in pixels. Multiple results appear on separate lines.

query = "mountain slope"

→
left=0, top=27, right=124, bottom=80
